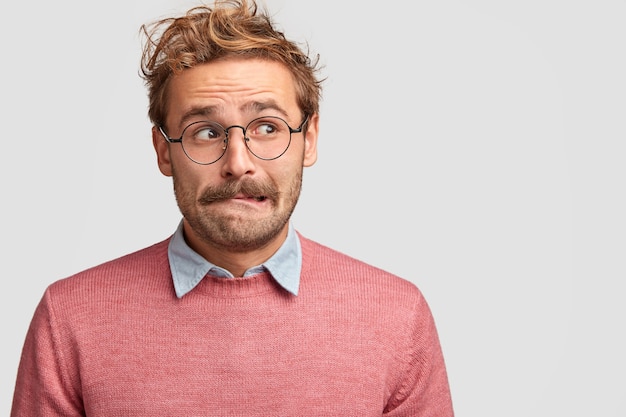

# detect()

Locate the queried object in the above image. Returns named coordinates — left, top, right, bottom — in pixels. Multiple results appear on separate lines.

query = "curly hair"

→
left=140, top=0, right=323, bottom=127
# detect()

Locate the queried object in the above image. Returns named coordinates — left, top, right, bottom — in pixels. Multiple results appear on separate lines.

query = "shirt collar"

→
left=168, top=220, right=301, bottom=298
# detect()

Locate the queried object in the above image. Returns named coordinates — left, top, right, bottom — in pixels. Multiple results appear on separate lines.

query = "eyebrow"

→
left=177, top=100, right=290, bottom=130
left=178, top=106, right=218, bottom=130
left=241, top=100, right=289, bottom=118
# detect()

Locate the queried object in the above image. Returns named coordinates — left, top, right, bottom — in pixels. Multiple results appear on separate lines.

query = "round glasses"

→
left=159, top=115, right=308, bottom=165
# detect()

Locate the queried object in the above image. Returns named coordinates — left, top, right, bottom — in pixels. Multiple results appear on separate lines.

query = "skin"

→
left=152, top=58, right=319, bottom=276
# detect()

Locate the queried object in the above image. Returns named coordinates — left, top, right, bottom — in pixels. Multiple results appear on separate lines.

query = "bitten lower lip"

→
left=232, top=196, right=265, bottom=201
left=233, top=194, right=266, bottom=202
left=224, top=196, right=267, bottom=204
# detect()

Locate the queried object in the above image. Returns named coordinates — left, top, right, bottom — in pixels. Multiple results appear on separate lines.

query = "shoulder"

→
left=298, top=233, right=425, bottom=307
left=297, top=234, right=442, bottom=368
left=46, top=238, right=172, bottom=301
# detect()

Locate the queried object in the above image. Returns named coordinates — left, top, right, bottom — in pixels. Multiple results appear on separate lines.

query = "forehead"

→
left=165, top=58, right=299, bottom=127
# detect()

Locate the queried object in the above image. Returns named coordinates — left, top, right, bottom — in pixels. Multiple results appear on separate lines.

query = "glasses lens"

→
left=245, top=117, right=292, bottom=160
left=181, top=121, right=227, bottom=164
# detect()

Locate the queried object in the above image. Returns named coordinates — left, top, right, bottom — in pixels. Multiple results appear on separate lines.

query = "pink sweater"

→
left=12, top=235, right=453, bottom=416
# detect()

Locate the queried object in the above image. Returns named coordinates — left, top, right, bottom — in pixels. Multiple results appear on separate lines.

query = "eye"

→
left=248, top=119, right=284, bottom=139
left=196, top=127, right=220, bottom=140
left=253, top=123, right=277, bottom=136
left=185, top=122, right=224, bottom=142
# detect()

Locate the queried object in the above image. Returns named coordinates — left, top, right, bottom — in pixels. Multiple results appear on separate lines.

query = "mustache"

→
left=198, top=179, right=279, bottom=204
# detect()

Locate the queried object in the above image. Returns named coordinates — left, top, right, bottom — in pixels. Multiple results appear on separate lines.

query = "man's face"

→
left=153, top=58, right=318, bottom=257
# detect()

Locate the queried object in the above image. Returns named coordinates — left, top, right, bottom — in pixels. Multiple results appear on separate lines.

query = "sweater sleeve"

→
left=383, top=290, right=454, bottom=417
left=11, top=289, right=84, bottom=416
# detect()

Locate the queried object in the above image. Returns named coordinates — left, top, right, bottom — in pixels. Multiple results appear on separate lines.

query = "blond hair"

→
left=140, top=0, right=322, bottom=127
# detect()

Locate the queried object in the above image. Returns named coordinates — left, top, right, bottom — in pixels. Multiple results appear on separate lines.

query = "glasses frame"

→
left=159, top=114, right=309, bottom=165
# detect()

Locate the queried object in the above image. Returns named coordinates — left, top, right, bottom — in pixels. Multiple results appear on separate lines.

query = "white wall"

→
left=2, top=0, right=625, bottom=415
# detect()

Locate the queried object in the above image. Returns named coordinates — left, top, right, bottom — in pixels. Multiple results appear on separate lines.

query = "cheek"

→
left=268, top=163, right=298, bottom=185
left=171, top=160, right=210, bottom=191
left=275, top=149, right=306, bottom=176
left=271, top=162, right=303, bottom=193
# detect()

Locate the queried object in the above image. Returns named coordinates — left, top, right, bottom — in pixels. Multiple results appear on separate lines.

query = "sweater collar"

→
left=168, top=220, right=301, bottom=298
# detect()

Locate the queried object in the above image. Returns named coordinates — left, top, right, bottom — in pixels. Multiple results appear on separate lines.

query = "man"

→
left=11, top=1, right=454, bottom=415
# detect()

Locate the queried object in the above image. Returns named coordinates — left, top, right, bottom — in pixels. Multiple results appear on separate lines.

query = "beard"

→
left=172, top=169, right=303, bottom=253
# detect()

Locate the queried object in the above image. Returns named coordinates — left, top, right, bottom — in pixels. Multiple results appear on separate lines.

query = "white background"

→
left=1, top=0, right=625, bottom=415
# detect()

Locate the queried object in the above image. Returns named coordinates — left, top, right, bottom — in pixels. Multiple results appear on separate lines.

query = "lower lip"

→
left=224, top=197, right=268, bottom=205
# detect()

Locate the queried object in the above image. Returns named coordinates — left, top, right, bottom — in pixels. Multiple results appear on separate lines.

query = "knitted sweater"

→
left=11, top=234, right=453, bottom=416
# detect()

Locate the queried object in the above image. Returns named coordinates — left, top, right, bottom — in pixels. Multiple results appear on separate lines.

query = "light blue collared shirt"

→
left=168, top=220, right=302, bottom=298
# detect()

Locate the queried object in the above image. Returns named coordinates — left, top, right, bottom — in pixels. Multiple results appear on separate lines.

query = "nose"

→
left=220, top=126, right=256, bottom=178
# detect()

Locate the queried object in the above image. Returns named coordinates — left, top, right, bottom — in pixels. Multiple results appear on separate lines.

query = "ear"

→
left=302, top=113, right=319, bottom=167
left=152, top=126, right=173, bottom=177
